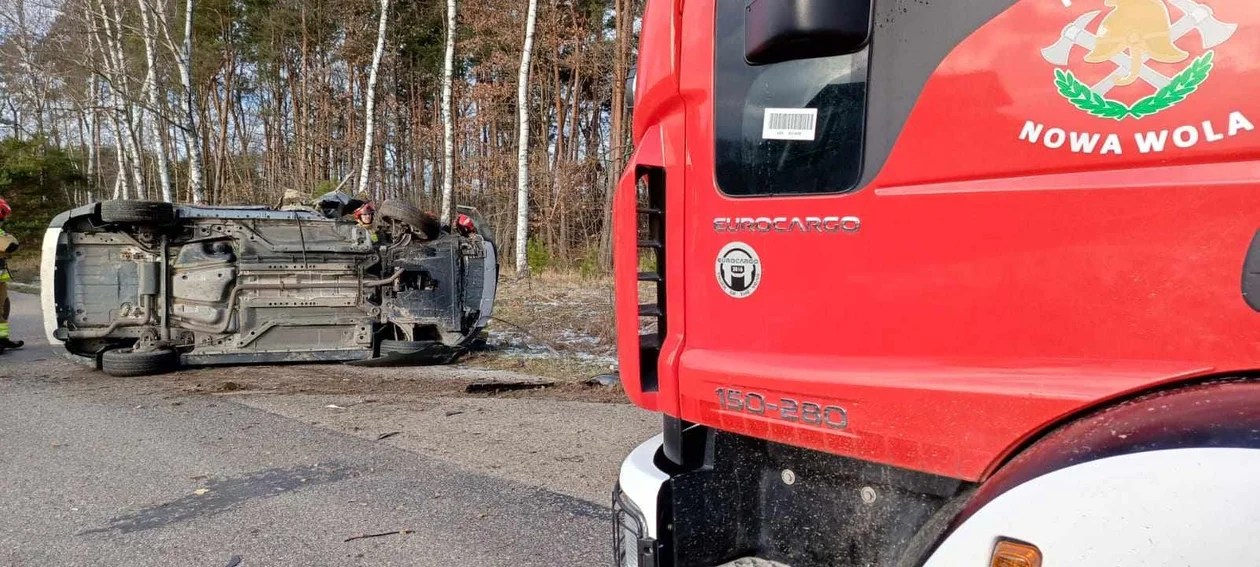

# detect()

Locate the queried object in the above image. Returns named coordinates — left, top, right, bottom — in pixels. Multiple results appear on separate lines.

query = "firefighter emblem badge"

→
left=1040, top=0, right=1236, bottom=120
left=716, top=242, right=761, bottom=299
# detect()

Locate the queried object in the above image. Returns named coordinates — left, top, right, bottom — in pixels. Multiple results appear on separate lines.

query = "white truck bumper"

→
left=614, top=434, right=669, bottom=566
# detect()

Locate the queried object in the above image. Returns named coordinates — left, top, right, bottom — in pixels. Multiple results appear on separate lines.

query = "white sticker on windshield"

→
left=762, top=108, right=818, bottom=141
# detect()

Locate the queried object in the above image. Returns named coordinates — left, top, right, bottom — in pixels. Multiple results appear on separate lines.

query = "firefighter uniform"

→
left=0, top=227, right=16, bottom=345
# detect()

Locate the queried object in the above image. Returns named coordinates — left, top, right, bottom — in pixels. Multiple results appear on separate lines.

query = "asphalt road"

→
left=2, top=285, right=53, bottom=365
left=0, top=292, right=613, bottom=566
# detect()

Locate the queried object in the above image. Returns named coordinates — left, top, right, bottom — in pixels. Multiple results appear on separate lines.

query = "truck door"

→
left=675, top=0, right=1260, bottom=480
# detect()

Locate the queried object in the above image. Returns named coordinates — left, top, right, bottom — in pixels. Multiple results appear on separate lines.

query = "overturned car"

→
left=41, top=198, right=497, bottom=376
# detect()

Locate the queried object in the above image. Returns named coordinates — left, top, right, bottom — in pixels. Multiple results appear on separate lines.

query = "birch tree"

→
left=96, top=0, right=146, bottom=198
left=357, top=0, right=392, bottom=198
left=84, top=73, right=97, bottom=189
left=514, top=0, right=539, bottom=277
left=154, top=0, right=205, bottom=202
left=137, top=0, right=172, bottom=202
left=438, top=0, right=456, bottom=225
left=91, top=18, right=128, bottom=200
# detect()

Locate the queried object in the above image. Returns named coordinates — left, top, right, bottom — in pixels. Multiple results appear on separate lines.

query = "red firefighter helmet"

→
left=0, top=197, right=10, bottom=221
left=353, top=202, right=376, bottom=224
left=456, top=213, right=477, bottom=235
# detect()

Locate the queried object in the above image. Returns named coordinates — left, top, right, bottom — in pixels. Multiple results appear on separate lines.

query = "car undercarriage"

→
left=42, top=199, right=497, bottom=376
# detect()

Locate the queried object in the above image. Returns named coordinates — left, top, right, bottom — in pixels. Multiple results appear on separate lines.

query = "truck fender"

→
left=923, top=380, right=1260, bottom=566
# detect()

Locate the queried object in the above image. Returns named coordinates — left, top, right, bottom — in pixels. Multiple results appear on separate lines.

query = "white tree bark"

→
left=138, top=0, right=173, bottom=202
left=86, top=16, right=126, bottom=199
left=86, top=67, right=98, bottom=191
left=154, top=0, right=205, bottom=202
left=179, top=0, right=205, bottom=203
left=101, top=76, right=129, bottom=199
left=109, top=92, right=127, bottom=200
left=514, top=0, right=539, bottom=277
left=98, top=0, right=146, bottom=199
left=357, top=0, right=391, bottom=198
left=439, top=0, right=457, bottom=225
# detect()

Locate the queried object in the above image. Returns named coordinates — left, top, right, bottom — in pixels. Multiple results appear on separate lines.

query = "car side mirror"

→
left=626, top=66, right=637, bottom=111
left=744, top=0, right=872, bottom=66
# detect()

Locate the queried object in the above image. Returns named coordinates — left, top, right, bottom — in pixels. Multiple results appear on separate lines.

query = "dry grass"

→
left=485, top=272, right=615, bottom=354
left=4, top=251, right=39, bottom=283
left=467, top=272, right=619, bottom=381
left=461, top=349, right=613, bottom=383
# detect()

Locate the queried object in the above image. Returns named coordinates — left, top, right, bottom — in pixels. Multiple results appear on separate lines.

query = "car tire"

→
left=101, top=348, right=178, bottom=377
left=378, top=339, right=438, bottom=356
left=99, top=200, right=176, bottom=226
left=379, top=200, right=440, bottom=240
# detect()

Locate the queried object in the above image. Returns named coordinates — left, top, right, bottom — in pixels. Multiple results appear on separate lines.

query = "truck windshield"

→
left=714, top=0, right=869, bottom=197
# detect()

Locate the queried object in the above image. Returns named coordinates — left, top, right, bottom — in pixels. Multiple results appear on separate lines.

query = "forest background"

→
left=0, top=0, right=642, bottom=277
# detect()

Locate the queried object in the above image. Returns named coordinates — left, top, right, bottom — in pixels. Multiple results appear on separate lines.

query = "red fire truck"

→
left=611, top=1, right=1260, bottom=565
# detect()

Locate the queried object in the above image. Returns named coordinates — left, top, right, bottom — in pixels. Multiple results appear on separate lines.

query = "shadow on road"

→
left=80, top=463, right=354, bottom=536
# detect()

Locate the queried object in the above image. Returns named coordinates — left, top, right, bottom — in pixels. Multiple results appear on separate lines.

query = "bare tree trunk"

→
left=357, top=0, right=391, bottom=198
left=98, top=0, right=146, bottom=198
left=138, top=0, right=173, bottom=202
left=439, top=0, right=456, bottom=223
left=103, top=85, right=127, bottom=199
left=600, top=0, right=628, bottom=268
left=213, top=55, right=237, bottom=205
left=10, top=0, right=49, bottom=140
left=155, top=0, right=205, bottom=202
left=85, top=14, right=123, bottom=198
left=180, top=0, right=205, bottom=202
left=86, top=73, right=98, bottom=190
left=514, top=0, right=539, bottom=277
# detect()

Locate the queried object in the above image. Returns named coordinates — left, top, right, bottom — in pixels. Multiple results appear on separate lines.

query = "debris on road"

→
left=325, top=404, right=345, bottom=409
left=444, top=410, right=464, bottom=417
left=343, top=530, right=413, bottom=543
left=345, top=346, right=464, bottom=367
left=464, top=379, right=554, bottom=394
left=585, top=373, right=619, bottom=387
left=225, top=555, right=243, bottom=567
left=375, top=431, right=401, bottom=441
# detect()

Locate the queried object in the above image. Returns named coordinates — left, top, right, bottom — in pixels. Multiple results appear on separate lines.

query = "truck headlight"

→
left=613, top=483, right=657, bottom=567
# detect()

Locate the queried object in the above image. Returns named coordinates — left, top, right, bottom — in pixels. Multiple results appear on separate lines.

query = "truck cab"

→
left=613, top=1, right=1260, bottom=566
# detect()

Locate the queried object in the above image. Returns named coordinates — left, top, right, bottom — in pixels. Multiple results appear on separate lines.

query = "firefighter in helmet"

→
left=0, top=197, right=24, bottom=351
left=354, top=202, right=379, bottom=243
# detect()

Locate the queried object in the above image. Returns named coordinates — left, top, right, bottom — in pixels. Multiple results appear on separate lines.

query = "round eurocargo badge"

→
left=716, top=242, right=761, bottom=299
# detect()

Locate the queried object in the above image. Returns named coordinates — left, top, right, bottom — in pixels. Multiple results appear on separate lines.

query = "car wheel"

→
left=101, top=348, right=178, bottom=377
left=379, top=200, right=440, bottom=239
left=379, top=339, right=438, bottom=356
left=99, top=200, right=176, bottom=226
